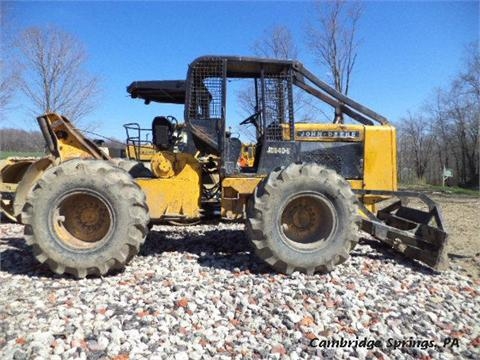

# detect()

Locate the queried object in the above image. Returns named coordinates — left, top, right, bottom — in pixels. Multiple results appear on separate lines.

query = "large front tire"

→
left=22, top=159, right=149, bottom=278
left=246, top=163, right=359, bottom=275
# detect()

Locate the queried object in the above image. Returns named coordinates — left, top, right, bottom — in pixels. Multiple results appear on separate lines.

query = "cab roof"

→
left=189, top=55, right=302, bottom=78
left=127, top=80, right=186, bottom=104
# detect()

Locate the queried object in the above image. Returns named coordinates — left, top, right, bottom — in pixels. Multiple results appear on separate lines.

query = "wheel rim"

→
left=51, top=190, right=114, bottom=250
left=279, top=192, right=337, bottom=251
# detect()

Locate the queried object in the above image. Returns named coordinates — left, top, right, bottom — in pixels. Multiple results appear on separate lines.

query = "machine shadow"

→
left=142, top=227, right=437, bottom=275
left=353, top=237, right=438, bottom=276
left=140, top=227, right=275, bottom=275
left=0, top=237, right=55, bottom=278
left=0, top=229, right=437, bottom=278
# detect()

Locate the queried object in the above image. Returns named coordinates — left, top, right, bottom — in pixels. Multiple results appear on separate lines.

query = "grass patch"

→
left=400, top=183, right=479, bottom=196
left=0, top=151, right=45, bottom=159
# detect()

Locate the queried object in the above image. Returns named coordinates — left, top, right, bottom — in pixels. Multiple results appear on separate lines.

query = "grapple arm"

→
left=355, top=190, right=449, bottom=271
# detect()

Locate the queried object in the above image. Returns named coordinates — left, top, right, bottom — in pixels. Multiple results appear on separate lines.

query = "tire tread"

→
left=22, top=159, right=149, bottom=278
left=245, top=162, right=359, bottom=275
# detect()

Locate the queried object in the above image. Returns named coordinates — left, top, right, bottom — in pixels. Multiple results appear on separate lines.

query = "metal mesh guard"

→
left=188, top=59, right=224, bottom=121
left=261, top=73, right=293, bottom=140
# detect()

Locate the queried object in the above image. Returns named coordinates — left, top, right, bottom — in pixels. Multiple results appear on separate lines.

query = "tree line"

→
left=0, top=127, right=124, bottom=153
left=397, top=44, right=479, bottom=188
left=0, top=128, right=45, bottom=152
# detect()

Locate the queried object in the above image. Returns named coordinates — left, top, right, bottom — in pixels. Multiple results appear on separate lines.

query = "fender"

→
left=1, top=158, right=37, bottom=221
left=12, top=156, right=57, bottom=222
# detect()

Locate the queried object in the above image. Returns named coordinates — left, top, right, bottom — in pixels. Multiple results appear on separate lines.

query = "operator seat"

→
left=226, top=137, right=242, bottom=164
left=223, top=136, right=242, bottom=174
left=152, top=116, right=173, bottom=150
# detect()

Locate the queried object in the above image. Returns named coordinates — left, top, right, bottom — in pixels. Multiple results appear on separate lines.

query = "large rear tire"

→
left=246, top=163, right=359, bottom=275
left=22, top=159, right=149, bottom=278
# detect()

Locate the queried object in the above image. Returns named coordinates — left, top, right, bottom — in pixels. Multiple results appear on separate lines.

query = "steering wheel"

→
left=240, top=110, right=261, bottom=127
left=166, top=115, right=178, bottom=127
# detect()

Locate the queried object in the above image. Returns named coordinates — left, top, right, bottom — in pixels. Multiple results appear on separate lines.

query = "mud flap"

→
left=355, top=191, right=449, bottom=271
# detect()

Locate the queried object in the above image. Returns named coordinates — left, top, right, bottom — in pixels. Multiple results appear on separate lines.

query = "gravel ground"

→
left=431, top=195, right=480, bottom=280
left=1, top=203, right=479, bottom=359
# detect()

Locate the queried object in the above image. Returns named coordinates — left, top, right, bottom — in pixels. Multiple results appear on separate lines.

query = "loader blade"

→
left=356, top=191, right=449, bottom=271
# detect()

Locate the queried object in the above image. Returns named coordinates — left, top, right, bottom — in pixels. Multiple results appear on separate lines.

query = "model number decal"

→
left=296, top=130, right=360, bottom=138
left=267, top=146, right=290, bottom=155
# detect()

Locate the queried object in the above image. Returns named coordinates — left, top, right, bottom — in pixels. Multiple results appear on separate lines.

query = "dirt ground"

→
left=427, top=194, right=480, bottom=280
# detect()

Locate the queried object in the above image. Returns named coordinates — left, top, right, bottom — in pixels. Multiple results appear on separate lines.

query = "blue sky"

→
left=2, top=1, right=478, bottom=141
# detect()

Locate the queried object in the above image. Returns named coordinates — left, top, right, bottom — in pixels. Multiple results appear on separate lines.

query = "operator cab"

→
left=183, top=56, right=388, bottom=177
left=126, top=55, right=389, bottom=177
left=184, top=56, right=300, bottom=175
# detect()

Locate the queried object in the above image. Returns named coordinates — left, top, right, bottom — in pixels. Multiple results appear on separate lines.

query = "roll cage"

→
left=127, top=55, right=390, bottom=174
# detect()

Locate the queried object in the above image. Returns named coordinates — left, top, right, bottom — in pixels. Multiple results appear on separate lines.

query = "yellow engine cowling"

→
left=135, top=152, right=202, bottom=220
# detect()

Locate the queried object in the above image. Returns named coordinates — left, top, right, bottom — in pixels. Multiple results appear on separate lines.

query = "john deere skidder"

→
left=0, top=56, right=448, bottom=278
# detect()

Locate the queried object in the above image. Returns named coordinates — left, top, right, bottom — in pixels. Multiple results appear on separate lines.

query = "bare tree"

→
left=16, top=25, right=100, bottom=126
left=398, top=113, right=434, bottom=181
left=398, top=44, right=479, bottom=188
left=236, top=25, right=299, bottom=141
left=0, top=59, right=16, bottom=113
left=425, top=46, right=479, bottom=187
left=425, top=89, right=455, bottom=181
left=460, top=42, right=480, bottom=99
left=253, top=25, right=298, bottom=60
left=0, top=3, right=18, bottom=115
left=239, top=25, right=299, bottom=114
left=306, top=0, right=363, bottom=96
left=447, top=80, right=479, bottom=185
